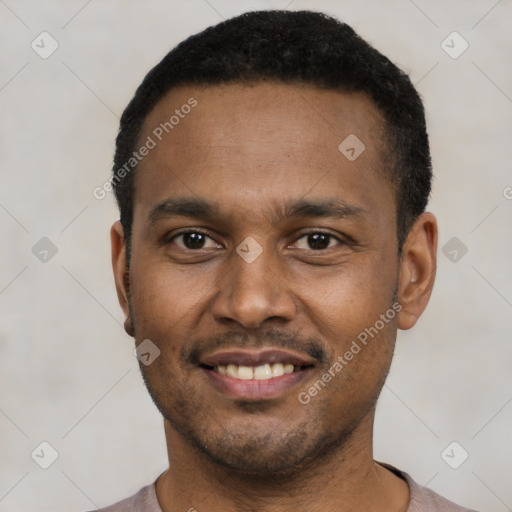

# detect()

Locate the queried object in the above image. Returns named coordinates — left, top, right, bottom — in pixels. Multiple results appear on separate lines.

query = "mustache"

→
left=184, top=328, right=329, bottom=367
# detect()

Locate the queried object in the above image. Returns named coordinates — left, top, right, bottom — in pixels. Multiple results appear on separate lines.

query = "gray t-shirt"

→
left=96, top=465, right=479, bottom=511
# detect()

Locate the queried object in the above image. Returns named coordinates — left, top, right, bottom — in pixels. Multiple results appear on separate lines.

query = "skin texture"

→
left=111, top=82, right=437, bottom=512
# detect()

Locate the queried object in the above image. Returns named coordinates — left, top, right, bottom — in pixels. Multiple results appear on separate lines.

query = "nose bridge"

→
left=232, top=244, right=274, bottom=293
left=212, top=238, right=295, bottom=328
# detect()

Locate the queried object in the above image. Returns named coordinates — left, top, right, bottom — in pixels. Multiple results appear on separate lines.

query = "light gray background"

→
left=1, top=1, right=511, bottom=511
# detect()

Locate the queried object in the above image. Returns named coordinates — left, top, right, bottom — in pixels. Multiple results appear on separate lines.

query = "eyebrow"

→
left=278, top=198, right=365, bottom=221
left=147, top=197, right=365, bottom=226
left=148, top=198, right=215, bottom=226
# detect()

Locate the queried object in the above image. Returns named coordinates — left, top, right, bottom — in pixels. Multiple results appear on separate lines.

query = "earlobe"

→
left=397, top=213, right=438, bottom=331
left=110, top=221, right=134, bottom=337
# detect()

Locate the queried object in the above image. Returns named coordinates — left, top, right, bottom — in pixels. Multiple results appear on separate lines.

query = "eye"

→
left=293, top=232, right=341, bottom=250
left=171, top=231, right=220, bottom=250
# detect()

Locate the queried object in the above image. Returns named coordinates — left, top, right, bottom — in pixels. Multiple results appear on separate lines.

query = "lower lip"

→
left=201, top=367, right=313, bottom=400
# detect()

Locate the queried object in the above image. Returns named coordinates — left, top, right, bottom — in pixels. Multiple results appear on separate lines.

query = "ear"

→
left=397, top=212, right=438, bottom=330
left=111, top=221, right=134, bottom=336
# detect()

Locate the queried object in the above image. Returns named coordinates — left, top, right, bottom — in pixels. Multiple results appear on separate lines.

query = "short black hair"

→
left=113, top=10, right=431, bottom=254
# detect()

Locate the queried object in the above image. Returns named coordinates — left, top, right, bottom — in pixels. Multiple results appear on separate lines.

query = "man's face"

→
left=119, top=83, right=402, bottom=474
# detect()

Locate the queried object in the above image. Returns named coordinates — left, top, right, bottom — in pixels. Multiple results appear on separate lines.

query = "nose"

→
left=211, top=244, right=297, bottom=329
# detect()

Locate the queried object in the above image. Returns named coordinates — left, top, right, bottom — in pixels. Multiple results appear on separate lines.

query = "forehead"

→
left=133, top=82, right=393, bottom=222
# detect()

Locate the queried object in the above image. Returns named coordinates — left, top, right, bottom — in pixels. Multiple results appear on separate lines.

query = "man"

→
left=103, top=10, right=478, bottom=512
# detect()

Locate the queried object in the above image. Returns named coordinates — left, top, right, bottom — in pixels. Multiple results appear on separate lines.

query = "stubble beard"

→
left=128, top=294, right=394, bottom=480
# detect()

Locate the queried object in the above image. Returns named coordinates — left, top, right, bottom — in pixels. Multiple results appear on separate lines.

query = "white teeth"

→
left=215, top=363, right=298, bottom=380
left=226, top=364, right=238, bottom=378
left=283, top=364, right=294, bottom=374
left=254, top=363, right=272, bottom=380
left=271, top=363, right=284, bottom=377
left=237, top=366, right=254, bottom=380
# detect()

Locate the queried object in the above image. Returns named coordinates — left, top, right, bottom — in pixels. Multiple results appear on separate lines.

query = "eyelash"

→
left=167, top=229, right=346, bottom=250
left=169, top=229, right=219, bottom=249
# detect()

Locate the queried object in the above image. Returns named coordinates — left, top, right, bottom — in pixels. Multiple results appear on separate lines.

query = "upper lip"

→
left=200, top=348, right=316, bottom=368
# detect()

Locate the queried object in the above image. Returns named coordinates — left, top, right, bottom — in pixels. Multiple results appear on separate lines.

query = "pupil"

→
left=308, top=233, right=329, bottom=250
left=184, top=233, right=205, bottom=249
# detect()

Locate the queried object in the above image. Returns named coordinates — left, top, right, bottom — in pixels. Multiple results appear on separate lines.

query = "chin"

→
left=200, top=428, right=313, bottom=475
left=171, top=408, right=353, bottom=479
left=142, top=367, right=362, bottom=478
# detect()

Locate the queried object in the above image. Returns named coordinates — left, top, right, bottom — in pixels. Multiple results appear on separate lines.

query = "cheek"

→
left=128, top=263, right=205, bottom=390
left=129, top=258, right=213, bottom=334
left=294, top=254, right=398, bottom=346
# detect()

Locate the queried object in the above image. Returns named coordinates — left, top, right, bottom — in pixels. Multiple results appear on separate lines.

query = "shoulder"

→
left=405, top=473, right=479, bottom=512
left=379, top=463, right=479, bottom=512
left=88, top=482, right=161, bottom=512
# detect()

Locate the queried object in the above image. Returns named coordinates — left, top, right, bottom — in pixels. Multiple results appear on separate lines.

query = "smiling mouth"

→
left=199, top=348, right=316, bottom=396
left=201, top=362, right=311, bottom=380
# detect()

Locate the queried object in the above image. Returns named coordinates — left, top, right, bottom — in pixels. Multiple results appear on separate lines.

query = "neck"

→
left=155, top=410, right=409, bottom=512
